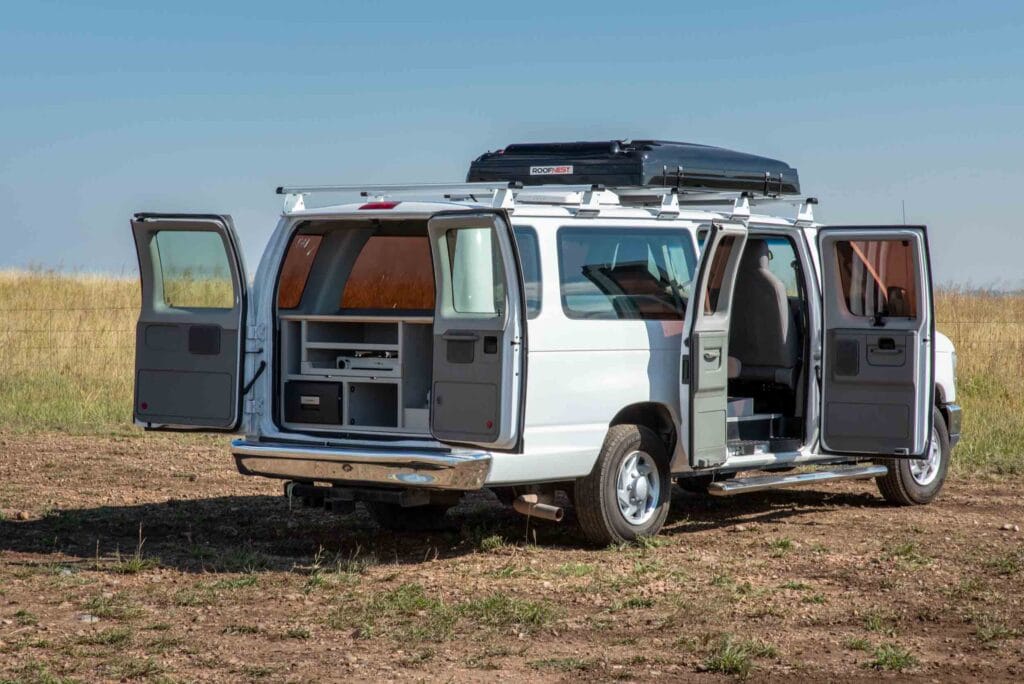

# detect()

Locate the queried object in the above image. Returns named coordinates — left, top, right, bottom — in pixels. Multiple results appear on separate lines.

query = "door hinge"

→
left=246, top=324, right=266, bottom=353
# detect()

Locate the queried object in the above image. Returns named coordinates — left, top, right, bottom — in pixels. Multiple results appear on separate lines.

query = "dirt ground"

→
left=0, top=433, right=1022, bottom=683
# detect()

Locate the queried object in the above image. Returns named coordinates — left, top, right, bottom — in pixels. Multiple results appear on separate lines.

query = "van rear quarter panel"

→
left=487, top=218, right=688, bottom=485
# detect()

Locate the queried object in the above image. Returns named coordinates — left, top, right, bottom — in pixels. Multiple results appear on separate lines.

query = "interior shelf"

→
left=280, top=314, right=433, bottom=435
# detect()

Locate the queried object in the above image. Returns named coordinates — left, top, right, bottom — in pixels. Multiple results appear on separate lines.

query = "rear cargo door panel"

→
left=818, top=226, right=933, bottom=457
left=427, top=211, right=526, bottom=451
left=131, top=214, right=248, bottom=431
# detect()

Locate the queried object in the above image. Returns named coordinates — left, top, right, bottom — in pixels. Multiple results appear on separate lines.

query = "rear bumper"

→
left=231, top=439, right=491, bottom=491
left=943, top=403, right=962, bottom=447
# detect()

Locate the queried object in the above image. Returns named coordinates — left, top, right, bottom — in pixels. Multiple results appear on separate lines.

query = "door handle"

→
left=443, top=331, right=480, bottom=342
left=703, top=351, right=720, bottom=362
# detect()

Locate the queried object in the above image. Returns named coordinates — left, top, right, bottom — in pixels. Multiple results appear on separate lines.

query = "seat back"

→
left=729, top=240, right=800, bottom=384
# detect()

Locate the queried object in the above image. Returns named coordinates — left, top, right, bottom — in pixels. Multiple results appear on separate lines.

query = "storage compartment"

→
left=284, top=381, right=342, bottom=425
left=279, top=315, right=434, bottom=435
left=347, top=382, right=399, bottom=428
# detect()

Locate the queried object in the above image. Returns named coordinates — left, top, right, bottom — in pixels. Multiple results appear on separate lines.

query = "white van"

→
left=130, top=140, right=961, bottom=544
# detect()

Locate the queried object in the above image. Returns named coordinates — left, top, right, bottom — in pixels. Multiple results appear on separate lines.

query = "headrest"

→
left=740, top=239, right=771, bottom=271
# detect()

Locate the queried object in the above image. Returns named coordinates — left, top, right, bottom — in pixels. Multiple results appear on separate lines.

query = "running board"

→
left=707, top=464, right=888, bottom=497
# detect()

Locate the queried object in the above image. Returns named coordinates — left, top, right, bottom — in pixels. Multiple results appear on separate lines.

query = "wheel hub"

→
left=616, top=450, right=660, bottom=525
left=910, top=426, right=942, bottom=486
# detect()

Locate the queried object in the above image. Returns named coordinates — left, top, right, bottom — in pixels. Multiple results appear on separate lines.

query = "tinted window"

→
left=277, top=234, right=322, bottom=309
left=341, top=236, right=435, bottom=311
left=153, top=230, right=234, bottom=309
left=513, top=227, right=542, bottom=318
left=835, top=239, right=919, bottom=318
left=703, top=235, right=736, bottom=314
left=557, top=227, right=697, bottom=320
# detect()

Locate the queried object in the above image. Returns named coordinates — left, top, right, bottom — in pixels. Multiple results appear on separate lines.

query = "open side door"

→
left=817, top=226, right=933, bottom=457
left=131, top=214, right=249, bottom=431
left=683, top=221, right=748, bottom=469
left=426, top=211, right=527, bottom=452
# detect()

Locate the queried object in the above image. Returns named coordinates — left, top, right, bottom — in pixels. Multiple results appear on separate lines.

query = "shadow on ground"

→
left=0, top=485, right=889, bottom=573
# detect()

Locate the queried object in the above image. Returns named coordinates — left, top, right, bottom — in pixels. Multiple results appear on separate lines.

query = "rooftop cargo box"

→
left=467, top=140, right=800, bottom=195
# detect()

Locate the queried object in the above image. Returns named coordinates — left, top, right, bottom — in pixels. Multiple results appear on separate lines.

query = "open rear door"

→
left=131, top=214, right=249, bottom=431
left=427, top=211, right=527, bottom=452
left=683, top=221, right=748, bottom=469
left=818, top=226, right=933, bottom=457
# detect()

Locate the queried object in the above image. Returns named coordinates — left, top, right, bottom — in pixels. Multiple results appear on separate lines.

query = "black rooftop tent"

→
left=467, top=140, right=800, bottom=195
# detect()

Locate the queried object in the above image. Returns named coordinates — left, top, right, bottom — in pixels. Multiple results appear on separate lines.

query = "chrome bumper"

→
left=231, top=439, right=491, bottom=491
left=944, top=403, right=962, bottom=447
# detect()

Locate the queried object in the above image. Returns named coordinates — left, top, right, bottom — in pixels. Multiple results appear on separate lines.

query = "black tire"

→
left=574, top=425, right=672, bottom=545
left=365, top=502, right=453, bottom=532
left=875, top=407, right=950, bottom=506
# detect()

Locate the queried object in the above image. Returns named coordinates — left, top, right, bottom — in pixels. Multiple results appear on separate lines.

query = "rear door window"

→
left=557, top=227, right=697, bottom=320
left=835, top=239, right=919, bottom=319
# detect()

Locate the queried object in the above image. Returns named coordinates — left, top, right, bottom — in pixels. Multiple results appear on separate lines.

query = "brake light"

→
left=359, top=201, right=400, bottom=210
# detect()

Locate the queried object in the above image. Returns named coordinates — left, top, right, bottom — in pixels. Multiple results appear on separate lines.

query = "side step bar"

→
left=707, top=464, right=889, bottom=497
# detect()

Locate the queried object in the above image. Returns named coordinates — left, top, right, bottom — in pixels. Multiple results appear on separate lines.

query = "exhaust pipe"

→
left=512, top=493, right=564, bottom=522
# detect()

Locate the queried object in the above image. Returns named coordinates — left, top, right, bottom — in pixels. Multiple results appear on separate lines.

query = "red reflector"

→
left=359, top=201, right=400, bottom=210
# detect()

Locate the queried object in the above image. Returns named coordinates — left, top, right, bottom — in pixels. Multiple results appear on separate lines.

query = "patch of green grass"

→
left=146, top=634, right=184, bottom=654
left=77, top=626, right=132, bottom=646
left=634, top=535, right=670, bottom=550
left=866, top=644, right=917, bottom=671
left=285, top=627, right=311, bottom=640
left=460, top=593, right=555, bottom=634
left=529, top=657, right=597, bottom=672
left=845, top=637, right=873, bottom=652
left=802, top=593, right=827, bottom=604
left=171, top=588, right=213, bottom=607
left=975, top=618, right=1020, bottom=645
left=985, top=549, right=1022, bottom=576
left=222, top=623, right=261, bottom=635
left=14, top=609, right=39, bottom=626
left=107, top=655, right=165, bottom=680
left=555, top=562, right=595, bottom=577
left=478, top=534, right=508, bottom=552
left=82, top=593, right=142, bottom=621
left=398, top=648, right=436, bottom=667
left=864, top=609, right=898, bottom=636
left=780, top=581, right=810, bottom=591
left=209, top=574, right=258, bottom=590
left=612, top=596, right=654, bottom=611
left=884, top=540, right=931, bottom=568
left=768, top=537, right=794, bottom=557
left=6, top=659, right=75, bottom=684
left=702, top=636, right=754, bottom=677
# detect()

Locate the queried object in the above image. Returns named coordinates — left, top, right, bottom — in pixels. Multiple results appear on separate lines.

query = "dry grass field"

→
left=1, top=270, right=1023, bottom=474
left=1, top=270, right=1023, bottom=682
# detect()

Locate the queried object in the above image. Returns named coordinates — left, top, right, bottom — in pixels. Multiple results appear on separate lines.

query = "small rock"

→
left=16, top=511, right=30, bottom=521
left=78, top=614, right=100, bottom=623
left=734, top=524, right=748, bottom=532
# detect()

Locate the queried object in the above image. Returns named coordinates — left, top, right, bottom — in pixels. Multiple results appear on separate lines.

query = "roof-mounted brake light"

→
left=359, top=201, right=401, bottom=210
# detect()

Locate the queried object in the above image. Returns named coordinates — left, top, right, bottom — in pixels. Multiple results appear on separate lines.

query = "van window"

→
left=277, top=235, right=322, bottom=309
left=341, top=236, right=435, bottom=311
left=557, top=227, right=697, bottom=320
left=835, top=239, right=918, bottom=318
left=513, top=227, right=542, bottom=318
left=153, top=230, right=234, bottom=309
left=444, top=228, right=505, bottom=316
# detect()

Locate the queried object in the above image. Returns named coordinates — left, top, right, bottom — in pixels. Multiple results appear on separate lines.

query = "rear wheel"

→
left=365, top=502, right=453, bottom=532
left=575, top=425, right=672, bottom=545
left=875, top=407, right=950, bottom=506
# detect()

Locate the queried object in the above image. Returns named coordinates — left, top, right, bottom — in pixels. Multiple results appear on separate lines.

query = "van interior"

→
left=275, top=219, right=438, bottom=437
left=725, top=236, right=809, bottom=455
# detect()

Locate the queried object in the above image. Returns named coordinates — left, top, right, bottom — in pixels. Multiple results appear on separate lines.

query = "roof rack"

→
left=275, top=182, right=818, bottom=223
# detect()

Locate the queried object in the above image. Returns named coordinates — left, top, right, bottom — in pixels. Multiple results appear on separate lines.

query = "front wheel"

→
left=875, top=407, right=950, bottom=506
left=574, top=425, right=672, bottom=545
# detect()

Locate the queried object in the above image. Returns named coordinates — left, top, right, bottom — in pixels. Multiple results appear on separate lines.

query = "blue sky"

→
left=1, top=0, right=1022, bottom=286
